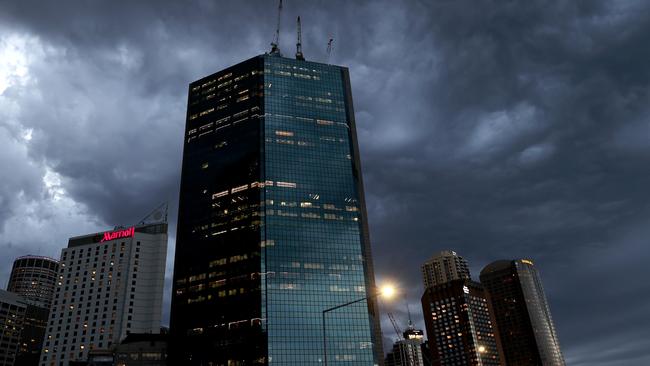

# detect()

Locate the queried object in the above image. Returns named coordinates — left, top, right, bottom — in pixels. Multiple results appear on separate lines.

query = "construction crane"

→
left=387, top=312, right=404, bottom=341
left=295, top=16, right=305, bottom=60
left=388, top=312, right=412, bottom=366
left=270, top=0, right=283, bottom=55
left=326, top=37, right=334, bottom=63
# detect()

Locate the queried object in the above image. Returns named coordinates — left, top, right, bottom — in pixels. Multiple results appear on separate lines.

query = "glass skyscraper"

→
left=480, top=260, right=565, bottom=366
left=170, top=53, right=382, bottom=365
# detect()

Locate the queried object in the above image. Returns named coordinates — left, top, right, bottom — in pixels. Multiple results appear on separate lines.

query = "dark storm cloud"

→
left=1, top=0, right=649, bottom=364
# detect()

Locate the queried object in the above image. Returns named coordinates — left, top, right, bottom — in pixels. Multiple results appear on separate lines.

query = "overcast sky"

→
left=1, top=0, right=649, bottom=364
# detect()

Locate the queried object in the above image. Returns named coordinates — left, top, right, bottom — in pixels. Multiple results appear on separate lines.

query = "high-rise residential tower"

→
left=40, top=222, right=168, bottom=366
left=7, top=256, right=59, bottom=309
left=170, top=52, right=382, bottom=365
left=421, top=280, right=501, bottom=366
left=421, top=250, right=470, bottom=288
left=480, top=260, right=565, bottom=366
left=420, top=252, right=501, bottom=366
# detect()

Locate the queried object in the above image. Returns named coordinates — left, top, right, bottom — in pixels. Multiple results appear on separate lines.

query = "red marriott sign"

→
left=100, top=227, right=135, bottom=242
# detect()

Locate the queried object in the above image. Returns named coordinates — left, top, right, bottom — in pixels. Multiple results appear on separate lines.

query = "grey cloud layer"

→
left=1, top=1, right=649, bottom=364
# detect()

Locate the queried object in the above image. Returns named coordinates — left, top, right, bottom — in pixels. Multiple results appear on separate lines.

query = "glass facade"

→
left=170, top=54, right=381, bottom=365
left=480, top=260, right=565, bottom=366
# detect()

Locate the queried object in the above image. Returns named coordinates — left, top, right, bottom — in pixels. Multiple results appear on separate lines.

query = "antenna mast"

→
left=296, top=16, right=305, bottom=60
left=270, top=0, right=283, bottom=55
left=326, top=37, right=333, bottom=63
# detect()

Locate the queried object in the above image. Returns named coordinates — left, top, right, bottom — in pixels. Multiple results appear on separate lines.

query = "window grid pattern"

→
left=262, top=56, right=376, bottom=365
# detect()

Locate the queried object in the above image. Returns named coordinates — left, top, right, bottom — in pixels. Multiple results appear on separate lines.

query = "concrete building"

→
left=40, top=222, right=168, bottom=366
left=421, top=251, right=470, bottom=288
left=7, top=255, right=59, bottom=309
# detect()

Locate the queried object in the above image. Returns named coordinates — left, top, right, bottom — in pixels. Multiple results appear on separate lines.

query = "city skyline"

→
left=1, top=1, right=650, bottom=365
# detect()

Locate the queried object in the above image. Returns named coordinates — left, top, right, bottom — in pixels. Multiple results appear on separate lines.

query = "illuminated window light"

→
left=231, top=185, right=248, bottom=193
left=275, top=130, right=294, bottom=137
left=213, top=191, right=229, bottom=199
left=276, top=182, right=296, bottom=188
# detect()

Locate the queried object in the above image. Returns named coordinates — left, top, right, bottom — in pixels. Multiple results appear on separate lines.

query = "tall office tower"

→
left=384, top=323, right=425, bottom=366
left=421, top=251, right=470, bottom=288
left=480, top=260, right=565, bottom=366
left=0, top=289, right=27, bottom=366
left=170, top=52, right=382, bottom=365
left=421, top=280, right=502, bottom=366
left=7, top=255, right=60, bottom=308
left=40, top=222, right=168, bottom=366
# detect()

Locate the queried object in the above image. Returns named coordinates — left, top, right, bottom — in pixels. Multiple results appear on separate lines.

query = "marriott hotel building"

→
left=170, top=53, right=382, bottom=364
left=39, top=222, right=167, bottom=366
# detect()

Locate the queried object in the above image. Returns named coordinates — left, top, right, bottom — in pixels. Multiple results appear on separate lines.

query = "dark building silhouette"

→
left=170, top=52, right=382, bottom=365
left=6, top=255, right=59, bottom=366
left=114, top=333, right=168, bottom=366
left=421, top=280, right=501, bottom=366
left=7, top=255, right=59, bottom=309
left=480, top=260, right=565, bottom=366
left=0, top=289, right=27, bottom=366
left=15, top=302, right=50, bottom=366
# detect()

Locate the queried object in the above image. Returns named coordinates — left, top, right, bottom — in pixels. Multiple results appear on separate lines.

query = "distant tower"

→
left=480, top=260, right=565, bottom=366
left=420, top=252, right=501, bottom=366
left=385, top=310, right=425, bottom=366
left=387, top=324, right=426, bottom=366
left=7, top=255, right=59, bottom=308
left=421, top=250, right=470, bottom=288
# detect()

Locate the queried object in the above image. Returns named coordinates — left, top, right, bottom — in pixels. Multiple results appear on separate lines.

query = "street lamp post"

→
left=321, top=285, right=395, bottom=366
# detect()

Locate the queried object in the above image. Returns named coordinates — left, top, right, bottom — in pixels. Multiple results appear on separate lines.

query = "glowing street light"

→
left=379, top=284, right=396, bottom=299
left=321, top=283, right=398, bottom=365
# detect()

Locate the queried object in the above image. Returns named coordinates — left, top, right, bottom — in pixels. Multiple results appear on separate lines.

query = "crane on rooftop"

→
left=270, top=0, right=283, bottom=55
left=326, top=37, right=334, bottom=63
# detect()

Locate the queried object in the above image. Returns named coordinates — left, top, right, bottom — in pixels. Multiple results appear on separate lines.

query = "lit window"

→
left=276, top=182, right=296, bottom=188
left=231, top=185, right=248, bottom=193
left=212, top=191, right=228, bottom=199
